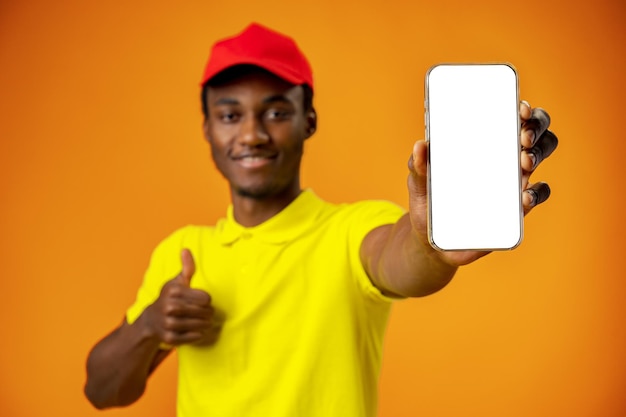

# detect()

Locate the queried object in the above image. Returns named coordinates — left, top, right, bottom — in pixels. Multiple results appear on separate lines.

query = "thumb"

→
left=407, top=140, right=430, bottom=236
left=178, top=248, right=196, bottom=287
left=407, top=140, right=428, bottom=199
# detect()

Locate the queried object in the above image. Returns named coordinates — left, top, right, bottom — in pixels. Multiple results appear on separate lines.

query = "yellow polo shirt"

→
left=127, top=190, right=405, bottom=417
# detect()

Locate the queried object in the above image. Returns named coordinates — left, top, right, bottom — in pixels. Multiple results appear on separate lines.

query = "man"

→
left=84, top=23, right=558, bottom=416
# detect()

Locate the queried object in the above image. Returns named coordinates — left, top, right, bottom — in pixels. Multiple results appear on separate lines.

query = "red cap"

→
left=200, top=23, right=313, bottom=91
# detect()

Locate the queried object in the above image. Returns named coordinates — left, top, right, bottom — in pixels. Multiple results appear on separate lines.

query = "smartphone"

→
left=425, top=63, right=522, bottom=251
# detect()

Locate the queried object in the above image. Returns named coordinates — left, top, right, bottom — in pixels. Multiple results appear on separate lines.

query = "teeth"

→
left=241, top=156, right=269, bottom=161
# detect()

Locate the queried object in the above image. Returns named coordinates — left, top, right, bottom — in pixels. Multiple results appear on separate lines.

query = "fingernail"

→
left=521, top=100, right=531, bottom=109
left=527, top=151, right=537, bottom=170
left=528, top=129, right=536, bottom=146
left=532, top=130, right=540, bottom=147
left=527, top=189, right=538, bottom=207
left=408, top=141, right=420, bottom=170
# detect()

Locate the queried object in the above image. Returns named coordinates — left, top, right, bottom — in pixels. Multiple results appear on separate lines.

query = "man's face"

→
left=203, top=70, right=315, bottom=200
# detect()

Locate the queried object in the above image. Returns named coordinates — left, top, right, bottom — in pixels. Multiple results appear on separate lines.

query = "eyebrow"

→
left=213, top=97, right=240, bottom=106
left=262, top=95, right=292, bottom=105
left=212, top=94, right=293, bottom=107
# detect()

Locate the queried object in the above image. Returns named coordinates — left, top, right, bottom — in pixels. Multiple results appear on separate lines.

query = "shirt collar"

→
left=216, top=189, right=325, bottom=245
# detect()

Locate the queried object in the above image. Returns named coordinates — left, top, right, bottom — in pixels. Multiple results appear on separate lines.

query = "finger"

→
left=520, top=100, right=532, bottom=121
left=179, top=248, right=196, bottom=287
left=161, top=329, right=208, bottom=346
left=160, top=280, right=211, bottom=307
left=164, top=298, right=213, bottom=318
left=523, top=182, right=551, bottom=211
left=184, top=289, right=212, bottom=306
left=163, top=316, right=213, bottom=333
left=161, top=312, right=220, bottom=346
left=521, top=107, right=551, bottom=148
left=523, top=130, right=559, bottom=172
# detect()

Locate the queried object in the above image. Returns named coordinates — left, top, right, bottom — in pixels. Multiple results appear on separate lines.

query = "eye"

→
left=265, top=108, right=293, bottom=121
left=218, top=111, right=240, bottom=123
left=210, top=105, right=241, bottom=124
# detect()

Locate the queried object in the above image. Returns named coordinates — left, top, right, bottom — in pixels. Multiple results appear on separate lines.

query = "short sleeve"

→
left=125, top=227, right=190, bottom=324
left=343, top=200, right=406, bottom=302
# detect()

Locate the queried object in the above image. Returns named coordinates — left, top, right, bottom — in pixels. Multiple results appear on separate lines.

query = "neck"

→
left=230, top=184, right=302, bottom=227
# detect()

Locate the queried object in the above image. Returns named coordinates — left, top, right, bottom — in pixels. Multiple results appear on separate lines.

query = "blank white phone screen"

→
left=426, top=64, right=522, bottom=251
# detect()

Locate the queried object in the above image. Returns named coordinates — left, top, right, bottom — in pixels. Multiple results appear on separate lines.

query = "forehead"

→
left=206, top=67, right=303, bottom=105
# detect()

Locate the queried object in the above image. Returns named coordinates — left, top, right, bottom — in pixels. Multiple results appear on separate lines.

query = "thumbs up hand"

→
left=143, top=249, right=217, bottom=347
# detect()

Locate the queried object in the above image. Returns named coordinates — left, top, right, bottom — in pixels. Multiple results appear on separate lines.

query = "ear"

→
left=202, top=118, right=212, bottom=143
left=304, top=108, right=317, bottom=139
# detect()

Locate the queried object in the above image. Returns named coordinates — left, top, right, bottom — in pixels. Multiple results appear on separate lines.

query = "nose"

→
left=238, top=114, right=269, bottom=146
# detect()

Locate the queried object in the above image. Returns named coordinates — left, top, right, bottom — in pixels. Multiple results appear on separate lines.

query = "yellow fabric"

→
left=127, top=190, right=405, bottom=417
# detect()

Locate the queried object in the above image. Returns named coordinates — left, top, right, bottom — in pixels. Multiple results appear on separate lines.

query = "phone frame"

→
left=425, top=63, right=523, bottom=251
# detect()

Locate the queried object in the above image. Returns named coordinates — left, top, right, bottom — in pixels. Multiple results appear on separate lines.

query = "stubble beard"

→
left=232, top=175, right=299, bottom=201
left=234, top=183, right=278, bottom=200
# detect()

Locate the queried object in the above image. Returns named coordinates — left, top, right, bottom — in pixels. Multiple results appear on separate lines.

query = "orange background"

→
left=1, top=0, right=624, bottom=416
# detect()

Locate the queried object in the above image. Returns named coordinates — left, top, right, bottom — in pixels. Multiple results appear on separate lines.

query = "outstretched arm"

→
left=361, top=101, right=558, bottom=297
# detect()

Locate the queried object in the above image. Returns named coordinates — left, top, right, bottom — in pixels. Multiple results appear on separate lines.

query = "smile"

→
left=233, top=154, right=277, bottom=169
